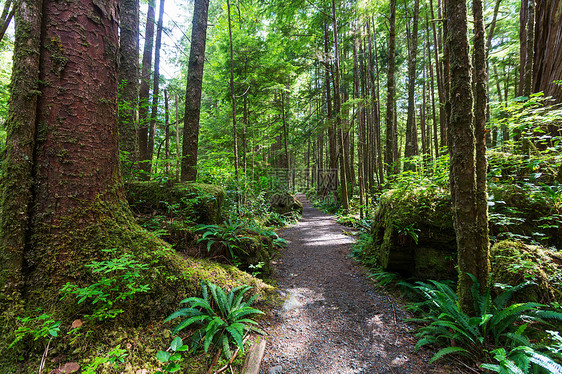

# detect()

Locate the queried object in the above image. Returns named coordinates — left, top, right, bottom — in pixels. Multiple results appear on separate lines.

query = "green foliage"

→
left=410, top=275, right=562, bottom=371
left=81, top=345, right=128, bottom=374
left=164, top=281, right=264, bottom=359
left=156, top=336, right=190, bottom=373
left=60, top=248, right=150, bottom=322
left=194, top=220, right=253, bottom=259
left=9, top=311, right=61, bottom=348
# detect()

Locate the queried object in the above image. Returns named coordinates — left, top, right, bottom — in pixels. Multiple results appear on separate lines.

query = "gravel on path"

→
left=259, top=194, right=454, bottom=374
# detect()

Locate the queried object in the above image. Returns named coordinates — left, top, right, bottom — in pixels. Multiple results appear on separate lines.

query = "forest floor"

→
left=259, top=194, right=460, bottom=374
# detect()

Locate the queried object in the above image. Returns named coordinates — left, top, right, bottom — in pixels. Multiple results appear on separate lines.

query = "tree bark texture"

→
left=148, top=0, right=165, bottom=175
left=384, top=0, right=398, bottom=176
left=447, top=0, right=489, bottom=311
left=533, top=0, right=562, bottom=102
left=138, top=2, right=155, bottom=178
left=118, top=0, right=140, bottom=178
left=0, top=0, right=43, bottom=319
left=404, top=0, right=420, bottom=168
left=181, top=0, right=210, bottom=181
left=519, top=0, right=528, bottom=96
left=524, top=0, right=535, bottom=96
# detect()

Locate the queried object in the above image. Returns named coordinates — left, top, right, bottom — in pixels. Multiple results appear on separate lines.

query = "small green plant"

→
left=60, top=248, right=150, bottom=321
left=10, top=311, right=61, bottom=348
left=156, top=336, right=189, bottom=373
left=410, top=275, right=562, bottom=372
left=165, top=281, right=264, bottom=359
left=81, top=345, right=128, bottom=374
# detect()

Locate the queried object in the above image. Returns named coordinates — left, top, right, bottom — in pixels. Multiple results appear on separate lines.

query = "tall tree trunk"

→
left=473, top=0, right=491, bottom=294
left=0, top=0, right=15, bottom=43
left=447, top=0, right=489, bottom=311
left=518, top=0, right=528, bottom=96
left=181, top=0, right=210, bottom=181
left=331, top=0, right=349, bottom=210
left=0, top=0, right=43, bottom=320
left=369, top=19, right=384, bottom=187
left=533, top=0, right=562, bottom=103
left=138, top=1, right=155, bottom=178
left=147, top=0, right=165, bottom=176
left=523, top=0, right=535, bottom=96
left=323, top=21, right=337, bottom=197
left=404, top=0, right=420, bottom=170
left=384, top=0, right=398, bottom=176
left=430, top=0, right=446, bottom=152
left=118, top=0, right=140, bottom=179
left=426, top=16, right=440, bottom=160
left=164, top=89, right=170, bottom=174
left=226, top=0, right=240, bottom=213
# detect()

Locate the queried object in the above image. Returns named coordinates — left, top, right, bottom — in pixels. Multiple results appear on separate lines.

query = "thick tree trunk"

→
left=385, top=0, right=398, bottom=176
left=404, top=0, right=420, bottom=170
left=118, top=0, right=140, bottom=178
left=518, top=0, right=528, bottom=96
left=148, top=0, right=165, bottom=176
left=181, top=0, right=210, bottom=181
left=533, top=0, right=562, bottom=102
left=447, top=0, right=490, bottom=311
left=138, top=2, right=155, bottom=178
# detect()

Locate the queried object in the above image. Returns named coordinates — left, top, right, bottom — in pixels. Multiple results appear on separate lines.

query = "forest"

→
left=0, top=0, right=562, bottom=373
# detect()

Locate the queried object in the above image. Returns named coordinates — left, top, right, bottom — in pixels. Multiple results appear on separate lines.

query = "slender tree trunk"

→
left=175, top=95, right=180, bottom=181
left=323, top=21, right=337, bottom=197
left=447, top=0, right=489, bottom=311
left=473, top=0, right=491, bottom=294
left=369, top=19, right=384, bottom=187
left=385, top=0, right=398, bottom=176
left=518, top=0, right=528, bottom=96
left=331, top=0, right=349, bottom=210
left=138, top=1, right=155, bottom=178
left=524, top=0, right=535, bottom=96
left=118, top=0, right=140, bottom=179
left=226, top=0, right=240, bottom=213
left=427, top=16, right=440, bottom=160
left=0, top=0, right=43, bottom=318
left=430, top=0, right=446, bottom=152
left=0, top=0, right=15, bottom=44
left=147, top=0, right=165, bottom=176
left=181, top=0, right=210, bottom=181
left=164, top=89, right=170, bottom=174
left=404, top=0, right=420, bottom=170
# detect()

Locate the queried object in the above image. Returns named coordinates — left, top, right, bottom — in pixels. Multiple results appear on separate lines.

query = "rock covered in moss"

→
left=269, top=192, right=303, bottom=215
left=125, top=181, right=225, bottom=224
left=364, top=186, right=456, bottom=279
left=491, top=240, right=562, bottom=303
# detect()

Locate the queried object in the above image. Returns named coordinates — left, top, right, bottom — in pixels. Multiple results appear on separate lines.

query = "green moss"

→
left=364, top=186, right=456, bottom=279
left=491, top=240, right=562, bottom=303
left=0, top=195, right=273, bottom=371
left=126, top=181, right=225, bottom=225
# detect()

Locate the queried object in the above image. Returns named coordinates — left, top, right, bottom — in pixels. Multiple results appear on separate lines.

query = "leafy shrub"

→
left=164, top=281, right=264, bottom=359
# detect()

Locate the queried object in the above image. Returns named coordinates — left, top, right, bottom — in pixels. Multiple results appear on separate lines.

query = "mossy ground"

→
left=1, top=189, right=274, bottom=373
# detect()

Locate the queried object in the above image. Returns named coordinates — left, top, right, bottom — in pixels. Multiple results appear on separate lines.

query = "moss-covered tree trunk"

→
left=384, top=0, right=398, bottom=176
left=0, top=0, right=43, bottom=325
left=447, top=0, right=490, bottom=312
left=181, top=0, right=210, bottom=182
left=118, top=0, right=140, bottom=178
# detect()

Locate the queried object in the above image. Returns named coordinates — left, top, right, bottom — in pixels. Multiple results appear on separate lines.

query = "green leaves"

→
left=164, top=281, right=263, bottom=360
left=411, top=276, right=562, bottom=372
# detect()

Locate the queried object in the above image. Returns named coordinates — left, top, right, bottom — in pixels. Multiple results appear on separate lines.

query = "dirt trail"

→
left=260, top=195, right=450, bottom=374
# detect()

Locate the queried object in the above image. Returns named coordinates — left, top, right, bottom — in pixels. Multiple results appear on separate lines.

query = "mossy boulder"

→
left=491, top=240, right=562, bottom=303
left=269, top=192, right=303, bottom=215
left=125, top=181, right=225, bottom=225
left=365, top=186, right=457, bottom=279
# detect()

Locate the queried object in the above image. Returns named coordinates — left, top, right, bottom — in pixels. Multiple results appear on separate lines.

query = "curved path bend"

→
left=260, top=195, right=452, bottom=374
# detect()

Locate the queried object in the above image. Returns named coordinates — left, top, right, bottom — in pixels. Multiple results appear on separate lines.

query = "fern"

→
left=165, top=281, right=264, bottom=359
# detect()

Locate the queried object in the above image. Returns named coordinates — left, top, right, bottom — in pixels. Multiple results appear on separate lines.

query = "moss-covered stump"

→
left=365, top=187, right=457, bottom=279
left=269, top=192, right=303, bottom=215
left=125, top=181, right=225, bottom=225
left=491, top=240, right=562, bottom=303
